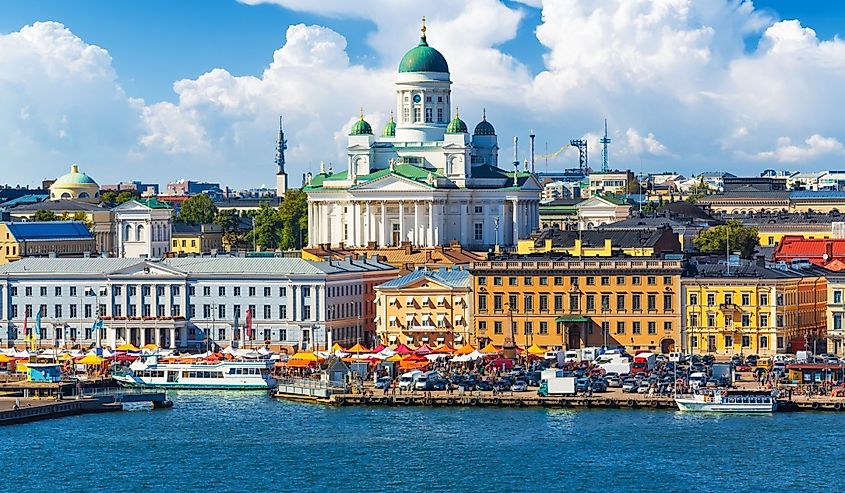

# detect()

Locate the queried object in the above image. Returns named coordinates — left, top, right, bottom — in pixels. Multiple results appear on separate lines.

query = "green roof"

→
left=304, top=163, right=443, bottom=191
left=446, top=116, right=467, bottom=134
left=350, top=117, right=373, bottom=136
left=598, top=194, right=627, bottom=205
left=381, top=115, right=396, bottom=137
left=53, top=165, right=97, bottom=186
left=398, top=36, right=449, bottom=73
left=555, top=315, right=591, bottom=323
left=136, top=198, right=172, bottom=209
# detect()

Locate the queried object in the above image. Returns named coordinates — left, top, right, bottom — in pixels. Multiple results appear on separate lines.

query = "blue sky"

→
left=1, top=0, right=845, bottom=187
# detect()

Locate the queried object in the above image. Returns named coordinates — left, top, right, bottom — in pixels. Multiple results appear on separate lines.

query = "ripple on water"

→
left=1, top=394, right=842, bottom=492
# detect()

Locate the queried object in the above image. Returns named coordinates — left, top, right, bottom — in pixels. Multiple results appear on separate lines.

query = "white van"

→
left=668, top=352, right=686, bottom=363
left=414, top=371, right=439, bottom=390
left=399, top=370, right=423, bottom=390
left=689, top=371, right=707, bottom=389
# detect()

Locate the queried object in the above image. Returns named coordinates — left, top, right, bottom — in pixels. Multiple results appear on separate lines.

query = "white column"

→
left=413, top=201, right=420, bottom=246
left=365, top=202, right=371, bottom=245
left=307, top=202, right=314, bottom=246
left=380, top=201, right=387, bottom=246
left=170, top=328, right=176, bottom=349
left=427, top=201, right=434, bottom=246
left=462, top=201, right=470, bottom=245
left=497, top=203, right=505, bottom=246
left=512, top=200, right=519, bottom=245
left=351, top=201, right=359, bottom=247
left=399, top=201, right=405, bottom=244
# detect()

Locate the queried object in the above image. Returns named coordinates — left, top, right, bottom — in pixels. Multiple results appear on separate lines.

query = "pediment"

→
left=109, top=261, right=186, bottom=277
left=351, top=173, right=432, bottom=192
left=112, top=201, right=151, bottom=212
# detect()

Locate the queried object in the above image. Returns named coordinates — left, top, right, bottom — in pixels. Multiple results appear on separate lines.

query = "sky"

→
left=1, top=0, right=845, bottom=189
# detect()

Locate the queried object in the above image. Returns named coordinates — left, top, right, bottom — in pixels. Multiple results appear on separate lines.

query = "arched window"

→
left=125, top=224, right=133, bottom=240
left=78, top=192, right=90, bottom=199
left=136, top=224, right=145, bottom=242
left=61, top=192, right=72, bottom=200
left=760, top=336, right=768, bottom=349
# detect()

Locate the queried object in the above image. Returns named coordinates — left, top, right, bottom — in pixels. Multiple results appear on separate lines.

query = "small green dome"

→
left=474, top=110, right=495, bottom=136
left=350, top=116, right=373, bottom=136
left=381, top=114, right=396, bottom=137
left=446, top=116, right=468, bottom=134
left=53, top=164, right=98, bottom=186
left=398, top=36, right=449, bottom=74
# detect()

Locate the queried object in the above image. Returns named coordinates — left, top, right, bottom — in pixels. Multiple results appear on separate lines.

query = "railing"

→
left=472, top=260, right=683, bottom=271
left=275, top=377, right=347, bottom=398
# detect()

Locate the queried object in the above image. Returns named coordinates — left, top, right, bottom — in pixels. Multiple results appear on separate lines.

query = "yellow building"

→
left=374, top=268, right=472, bottom=347
left=49, top=165, right=100, bottom=202
left=682, top=261, right=828, bottom=357
left=516, top=228, right=681, bottom=257
left=170, top=223, right=224, bottom=254
left=737, top=213, right=834, bottom=247
left=0, top=221, right=95, bottom=263
left=471, top=257, right=683, bottom=354
left=827, top=275, right=845, bottom=357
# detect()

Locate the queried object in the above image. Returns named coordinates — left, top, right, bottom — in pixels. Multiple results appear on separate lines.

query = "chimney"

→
left=826, top=241, right=834, bottom=263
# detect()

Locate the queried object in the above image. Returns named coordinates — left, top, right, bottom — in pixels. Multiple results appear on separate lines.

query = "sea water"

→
left=2, top=391, right=841, bottom=492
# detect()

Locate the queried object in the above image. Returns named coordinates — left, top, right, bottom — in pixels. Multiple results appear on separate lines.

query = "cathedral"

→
left=304, top=19, right=541, bottom=249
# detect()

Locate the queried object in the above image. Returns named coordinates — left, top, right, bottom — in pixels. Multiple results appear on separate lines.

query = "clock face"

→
left=413, top=94, right=421, bottom=103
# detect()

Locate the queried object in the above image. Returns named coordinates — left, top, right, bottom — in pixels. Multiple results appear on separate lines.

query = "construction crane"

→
left=569, top=139, right=588, bottom=173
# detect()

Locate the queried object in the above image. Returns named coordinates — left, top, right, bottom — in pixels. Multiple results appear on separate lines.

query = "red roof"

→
left=773, top=236, right=845, bottom=270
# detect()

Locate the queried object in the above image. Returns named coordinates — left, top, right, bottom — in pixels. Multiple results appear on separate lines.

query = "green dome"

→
left=446, top=116, right=468, bottom=134
left=474, top=110, right=495, bottom=136
left=53, top=164, right=98, bottom=186
left=398, top=36, right=449, bottom=74
left=381, top=114, right=396, bottom=137
left=350, top=116, right=373, bottom=136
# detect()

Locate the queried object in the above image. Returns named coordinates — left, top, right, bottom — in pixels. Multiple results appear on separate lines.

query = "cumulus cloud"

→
left=742, top=134, right=845, bottom=163
left=5, top=2, right=845, bottom=187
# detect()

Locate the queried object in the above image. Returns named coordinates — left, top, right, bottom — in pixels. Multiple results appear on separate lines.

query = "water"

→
left=2, top=392, right=841, bottom=492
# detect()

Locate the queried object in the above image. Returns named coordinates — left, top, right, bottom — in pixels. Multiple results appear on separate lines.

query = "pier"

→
left=0, top=389, right=172, bottom=425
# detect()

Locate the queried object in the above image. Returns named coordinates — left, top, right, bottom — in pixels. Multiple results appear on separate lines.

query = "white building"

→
left=0, top=256, right=397, bottom=351
left=304, top=20, right=541, bottom=250
left=113, top=199, right=173, bottom=259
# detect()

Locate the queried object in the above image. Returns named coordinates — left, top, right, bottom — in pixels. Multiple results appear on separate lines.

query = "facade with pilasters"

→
left=304, top=20, right=541, bottom=251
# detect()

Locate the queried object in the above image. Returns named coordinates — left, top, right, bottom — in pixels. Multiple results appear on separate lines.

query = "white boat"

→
left=113, top=360, right=277, bottom=390
left=675, top=389, right=777, bottom=413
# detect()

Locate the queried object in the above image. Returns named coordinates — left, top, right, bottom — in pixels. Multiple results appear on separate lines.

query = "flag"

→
left=233, top=311, right=239, bottom=338
left=246, top=308, right=253, bottom=340
left=23, top=312, right=28, bottom=342
left=91, top=319, right=104, bottom=332
left=35, top=309, right=42, bottom=338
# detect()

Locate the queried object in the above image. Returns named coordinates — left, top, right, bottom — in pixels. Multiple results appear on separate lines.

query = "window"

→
left=690, top=314, right=698, bottom=327
left=539, top=322, right=548, bottom=335
left=663, top=294, right=673, bottom=312
left=508, top=277, right=518, bottom=286
left=647, top=276, right=656, bottom=285
left=601, top=295, right=610, bottom=311
left=524, top=321, right=533, bottom=335
left=724, top=293, right=733, bottom=305
left=508, top=295, right=518, bottom=311
left=777, top=336, right=784, bottom=349
left=25, top=287, right=32, bottom=296
left=414, top=107, right=421, bottom=123
left=477, top=277, right=487, bottom=286
left=218, top=305, right=226, bottom=319
left=706, top=293, right=715, bottom=306
left=203, top=305, right=211, bottom=318
left=128, top=304, right=137, bottom=317
left=554, top=295, right=563, bottom=312
left=539, top=295, right=548, bottom=312
left=203, top=286, right=211, bottom=296
left=84, top=304, right=92, bottom=318
left=493, top=277, right=503, bottom=286
left=40, top=287, right=47, bottom=296
left=129, top=286, right=137, bottom=296
left=616, top=321, right=625, bottom=334
left=689, top=293, right=698, bottom=306
left=741, top=313, right=751, bottom=327
left=539, top=277, right=548, bottom=286
left=569, top=294, right=579, bottom=311
left=616, top=276, right=625, bottom=285
left=585, top=277, right=595, bottom=285
left=437, top=107, right=443, bottom=122
left=663, top=276, right=672, bottom=285
left=741, top=293, right=750, bottom=306
left=554, top=277, right=563, bottom=286
left=424, top=107, right=432, bottom=123
left=493, top=295, right=503, bottom=311
left=725, top=335, right=733, bottom=347
left=263, top=305, right=271, bottom=319
left=760, top=293, right=769, bottom=306
left=835, top=291, right=843, bottom=304
left=474, top=206, right=483, bottom=214
left=142, top=304, right=150, bottom=317
left=54, top=286, right=62, bottom=296
left=664, top=321, right=672, bottom=332
left=157, top=304, right=165, bottom=317
left=142, top=285, right=151, bottom=296
left=478, top=321, right=487, bottom=332
left=218, top=286, right=226, bottom=296
left=601, top=277, right=610, bottom=286
left=707, top=314, right=716, bottom=327
left=632, top=276, right=641, bottom=285
left=523, top=295, right=533, bottom=312
left=632, top=294, right=641, bottom=311
left=478, top=295, right=488, bottom=311
left=776, top=294, right=784, bottom=306
left=760, top=314, right=769, bottom=327
left=264, top=287, right=271, bottom=297
left=742, top=335, right=750, bottom=347
left=648, top=321, right=656, bottom=334
left=586, top=294, right=595, bottom=312
left=601, top=321, right=609, bottom=336
left=54, top=305, right=62, bottom=318
left=776, top=315, right=784, bottom=327
left=494, top=321, right=503, bottom=334
left=760, top=336, right=769, bottom=349
left=524, top=277, right=533, bottom=286
left=616, top=294, right=625, bottom=311
left=249, top=287, right=256, bottom=296
left=691, top=336, right=698, bottom=349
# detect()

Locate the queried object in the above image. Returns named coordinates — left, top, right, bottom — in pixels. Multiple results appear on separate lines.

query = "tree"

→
left=214, top=209, right=243, bottom=250
left=33, top=210, right=57, bottom=221
left=100, top=190, right=118, bottom=204
left=693, top=220, right=759, bottom=259
left=116, top=191, right=137, bottom=204
left=250, top=203, right=283, bottom=250
left=179, top=194, right=217, bottom=225
left=277, top=189, right=308, bottom=249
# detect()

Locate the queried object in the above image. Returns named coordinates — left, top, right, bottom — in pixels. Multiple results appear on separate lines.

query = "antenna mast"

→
left=600, top=119, right=611, bottom=172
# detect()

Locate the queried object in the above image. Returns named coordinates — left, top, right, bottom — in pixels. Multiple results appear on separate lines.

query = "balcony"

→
left=719, top=303, right=741, bottom=312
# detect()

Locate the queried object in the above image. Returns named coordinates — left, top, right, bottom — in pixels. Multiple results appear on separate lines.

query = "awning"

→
left=436, top=337, right=445, bottom=343
left=405, top=315, right=414, bottom=322
left=437, top=296, right=445, bottom=305
left=405, top=336, right=414, bottom=343
left=421, top=296, right=430, bottom=305
left=421, top=337, right=429, bottom=342
left=388, top=335, right=397, bottom=343
left=373, top=316, right=381, bottom=324
left=555, top=315, right=591, bottom=323
left=389, top=315, right=397, bottom=322
left=388, top=297, right=397, bottom=305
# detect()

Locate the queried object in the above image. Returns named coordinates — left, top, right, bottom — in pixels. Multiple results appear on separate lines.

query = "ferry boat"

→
left=113, top=360, right=277, bottom=390
left=675, top=388, right=776, bottom=413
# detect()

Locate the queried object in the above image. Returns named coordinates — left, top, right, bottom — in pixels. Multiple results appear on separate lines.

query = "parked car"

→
left=622, top=379, right=639, bottom=393
left=476, top=380, right=494, bottom=391
left=736, top=364, right=751, bottom=372
left=374, top=376, right=392, bottom=389
left=494, top=379, right=512, bottom=391
left=432, top=379, right=448, bottom=391
left=702, top=355, right=715, bottom=365
left=636, top=382, right=651, bottom=394
left=745, top=354, right=759, bottom=366
left=590, top=379, right=607, bottom=392
left=512, top=380, right=528, bottom=392
left=525, top=371, right=542, bottom=387
left=605, top=373, right=622, bottom=388
left=575, top=378, right=591, bottom=393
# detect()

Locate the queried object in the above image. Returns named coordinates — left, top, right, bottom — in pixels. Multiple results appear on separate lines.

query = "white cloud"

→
left=5, top=2, right=845, bottom=187
left=743, top=134, right=845, bottom=163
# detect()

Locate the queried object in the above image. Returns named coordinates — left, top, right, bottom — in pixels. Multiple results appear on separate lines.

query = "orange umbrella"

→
left=455, top=344, right=476, bottom=355
left=346, top=343, right=371, bottom=354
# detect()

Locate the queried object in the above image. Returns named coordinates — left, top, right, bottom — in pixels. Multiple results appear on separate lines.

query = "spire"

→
left=419, top=15, right=428, bottom=45
left=275, top=115, right=287, bottom=175
left=482, top=108, right=487, bottom=121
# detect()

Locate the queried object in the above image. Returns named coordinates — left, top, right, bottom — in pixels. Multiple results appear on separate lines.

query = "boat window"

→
left=182, top=371, right=190, bottom=378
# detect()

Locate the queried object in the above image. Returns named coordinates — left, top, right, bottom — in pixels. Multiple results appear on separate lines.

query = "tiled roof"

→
left=685, top=260, right=829, bottom=279
left=163, top=257, right=329, bottom=275
left=0, top=258, right=143, bottom=274
left=6, top=221, right=92, bottom=241
left=377, top=268, right=470, bottom=289
left=531, top=227, right=676, bottom=249
left=10, top=199, right=106, bottom=212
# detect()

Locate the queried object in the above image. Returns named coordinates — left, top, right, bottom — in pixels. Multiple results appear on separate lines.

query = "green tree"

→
left=277, top=189, right=308, bottom=249
left=179, top=194, right=217, bottom=225
left=693, top=220, right=759, bottom=259
left=250, top=203, right=283, bottom=250
left=72, top=211, right=93, bottom=230
left=116, top=191, right=137, bottom=204
left=214, top=209, right=243, bottom=250
left=33, top=210, right=57, bottom=221
left=100, top=190, right=118, bottom=204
